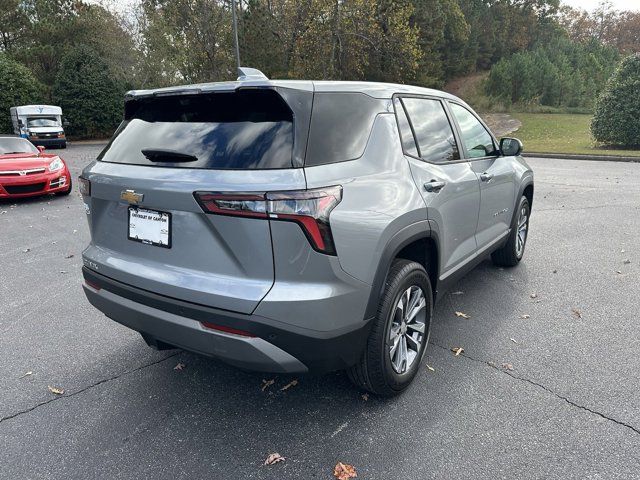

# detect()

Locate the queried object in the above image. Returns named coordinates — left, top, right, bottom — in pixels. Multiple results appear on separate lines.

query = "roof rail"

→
left=237, top=67, right=269, bottom=81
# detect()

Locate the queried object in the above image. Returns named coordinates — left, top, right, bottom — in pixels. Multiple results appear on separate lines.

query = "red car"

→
left=0, top=135, right=71, bottom=199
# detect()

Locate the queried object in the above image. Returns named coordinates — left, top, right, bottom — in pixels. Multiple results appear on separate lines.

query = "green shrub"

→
left=591, top=53, right=640, bottom=147
left=0, top=54, right=44, bottom=134
left=52, top=45, right=124, bottom=138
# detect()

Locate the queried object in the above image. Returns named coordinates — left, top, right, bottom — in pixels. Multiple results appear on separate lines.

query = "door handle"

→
left=480, top=172, right=494, bottom=182
left=424, top=180, right=446, bottom=193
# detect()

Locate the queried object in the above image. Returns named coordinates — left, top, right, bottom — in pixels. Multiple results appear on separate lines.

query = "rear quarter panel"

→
left=304, top=113, right=427, bottom=286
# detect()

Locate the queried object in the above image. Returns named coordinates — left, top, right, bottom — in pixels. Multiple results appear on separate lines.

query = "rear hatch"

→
left=82, top=87, right=311, bottom=314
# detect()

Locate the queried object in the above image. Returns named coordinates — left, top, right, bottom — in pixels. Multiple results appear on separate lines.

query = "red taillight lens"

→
left=78, top=176, right=91, bottom=196
left=266, top=186, right=342, bottom=254
left=194, top=193, right=267, bottom=218
left=194, top=186, right=342, bottom=255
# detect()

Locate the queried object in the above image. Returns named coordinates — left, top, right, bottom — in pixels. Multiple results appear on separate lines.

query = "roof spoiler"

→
left=237, top=67, right=268, bottom=81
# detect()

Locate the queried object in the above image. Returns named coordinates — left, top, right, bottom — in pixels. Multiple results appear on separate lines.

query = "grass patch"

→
left=513, top=113, right=640, bottom=157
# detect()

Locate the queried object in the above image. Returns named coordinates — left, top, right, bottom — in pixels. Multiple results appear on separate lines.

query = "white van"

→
left=10, top=105, right=66, bottom=148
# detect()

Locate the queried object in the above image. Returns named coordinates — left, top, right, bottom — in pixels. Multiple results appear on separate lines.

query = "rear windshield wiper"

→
left=141, top=148, right=198, bottom=163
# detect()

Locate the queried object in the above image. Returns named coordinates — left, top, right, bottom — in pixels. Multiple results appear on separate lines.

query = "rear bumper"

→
left=82, top=267, right=372, bottom=373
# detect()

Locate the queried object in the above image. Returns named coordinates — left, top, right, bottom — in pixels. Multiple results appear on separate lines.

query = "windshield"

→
left=27, top=117, right=60, bottom=128
left=0, top=137, right=39, bottom=155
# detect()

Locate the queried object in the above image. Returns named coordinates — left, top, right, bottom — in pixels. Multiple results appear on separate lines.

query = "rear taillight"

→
left=194, top=186, right=342, bottom=255
left=78, top=176, right=91, bottom=196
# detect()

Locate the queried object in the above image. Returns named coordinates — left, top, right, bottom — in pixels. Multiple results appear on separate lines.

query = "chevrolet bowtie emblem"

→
left=121, top=190, right=144, bottom=204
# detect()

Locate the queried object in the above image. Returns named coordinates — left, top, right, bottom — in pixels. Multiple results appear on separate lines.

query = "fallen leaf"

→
left=552, top=269, right=557, bottom=274
left=501, top=363, right=514, bottom=371
left=616, top=270, right=622, bottom=274
left=48, top=386, right=64, bottom=395
left=623, top=259, right=631, bottom=264
left=261, top=378, right=275, bottom=392
left=65, top=254, right=75, bottom=259
left=451, top=347, right=464, bottom=356
left=22, top=248, right=31, bottom=253
left=361, top=393, right=369, bottom=401
left=73, top=229, right=78, bottom=234
left=519, top=314, right=531, bottom=319
left=510, top=338, right=518, bottom=344
left=59, top=270, right=67, bottom=274
left=173, top=362, right=186, bottom=371
left=280, top=379, right=298, bottom=391
left=530, top=293, right=538, bottom=299
left=264, top=453, right=285, bottom=466
left=20, top=371, right=33, bottom=378
left=334, top=462, right=357, bottom=480
left=426, top=364, right=435, bottom=372
left=571, top=308, right=582, bottom=319
left=621, top=249, right=625, bottom=253
left=450, top=291, right=464, bottom=295
left=455, top=311, right=470, bottom=319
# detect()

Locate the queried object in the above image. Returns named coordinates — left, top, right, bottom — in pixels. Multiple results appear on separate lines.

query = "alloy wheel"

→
left=515, top=202, right=529, bottom=258
left=388, top=285, right=427, bottom=374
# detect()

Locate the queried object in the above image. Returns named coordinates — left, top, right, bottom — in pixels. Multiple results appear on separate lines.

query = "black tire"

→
left=491, top=195, right=530, bottom=267
left=57, top=178, right=72, bottom=196
left=348, top=259, right=432, bottom=396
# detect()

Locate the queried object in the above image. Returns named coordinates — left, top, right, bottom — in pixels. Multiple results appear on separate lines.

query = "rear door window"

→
left=449, top=103, right=496, bottom=159
left=401, top=97, right=460, bottom=163
left=98, top=89, right=294, bottom=169
left=393, top=98, right=419, bottom=158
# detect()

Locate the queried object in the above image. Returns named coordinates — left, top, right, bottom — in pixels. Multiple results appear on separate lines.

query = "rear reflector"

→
left=200, top=322, right=256, bottom=337
left=85, top=279, right=101, bottom=291
left=194, top=186, right=342, bottom=255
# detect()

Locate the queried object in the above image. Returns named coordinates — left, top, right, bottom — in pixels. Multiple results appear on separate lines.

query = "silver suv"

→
left=80, top=69, right=533, bottom=396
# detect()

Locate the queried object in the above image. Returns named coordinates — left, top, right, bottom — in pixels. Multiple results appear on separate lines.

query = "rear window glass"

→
left=98, top=90, right=294, bottom=169
left=305, top=93, right=385, bottom=166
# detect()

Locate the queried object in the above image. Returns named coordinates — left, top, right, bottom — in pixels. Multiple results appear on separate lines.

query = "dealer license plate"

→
left=128, top=207, right=171, bottom=248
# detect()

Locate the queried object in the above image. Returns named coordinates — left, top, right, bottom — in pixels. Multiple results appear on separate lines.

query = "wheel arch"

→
left=364, top=220, right=440, bottom=320
left=510, top=177, right=534, bottom=227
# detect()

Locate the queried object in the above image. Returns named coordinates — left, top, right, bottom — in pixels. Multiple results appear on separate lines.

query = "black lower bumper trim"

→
left=82, top=267, right=371, bottom=373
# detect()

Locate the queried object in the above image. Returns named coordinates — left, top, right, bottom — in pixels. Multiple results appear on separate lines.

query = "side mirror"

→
left=37, top=145, right=46, bottom=154
left=500, top=137, right=523, bottom=156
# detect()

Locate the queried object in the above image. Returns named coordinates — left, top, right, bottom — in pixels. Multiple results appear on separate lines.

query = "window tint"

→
left=449, top=103, right=496, bottom=159
left=305, top=93, right=385, bottom=166
left=393, top=98, right=419, bottom=157
left=401, top=98, right=459, bottom=163
left=98, top=90, right=294, bottom=170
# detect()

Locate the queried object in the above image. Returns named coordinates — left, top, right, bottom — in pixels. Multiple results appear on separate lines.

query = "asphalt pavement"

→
left=1, top=144, right=639, bottom=479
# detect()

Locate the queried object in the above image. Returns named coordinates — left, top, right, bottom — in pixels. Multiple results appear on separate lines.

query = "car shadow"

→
left=60, top=258, right=528, bottom=477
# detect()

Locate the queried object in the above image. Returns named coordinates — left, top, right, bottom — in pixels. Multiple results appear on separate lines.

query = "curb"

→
left=68, top=140, right=110, bottom=146
left=524, top=152, right=640, bottom=163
